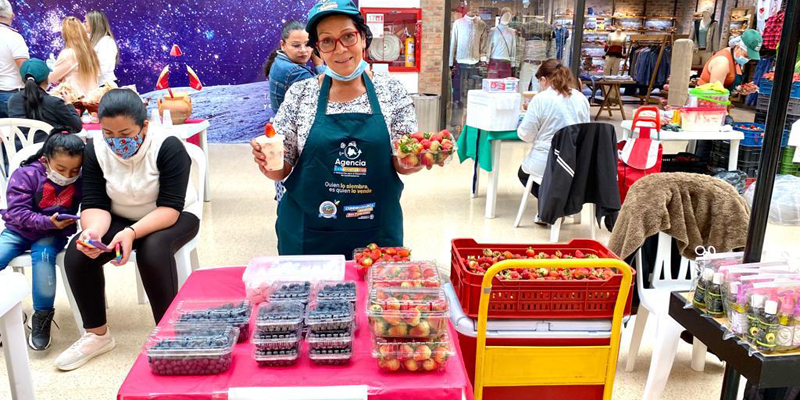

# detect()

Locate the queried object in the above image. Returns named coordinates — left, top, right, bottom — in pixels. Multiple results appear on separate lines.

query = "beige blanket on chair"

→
left=608, top=172, right=750, bottom=260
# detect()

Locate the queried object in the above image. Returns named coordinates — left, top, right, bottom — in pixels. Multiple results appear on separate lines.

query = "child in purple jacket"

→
left=0, top=130, right=84, bottom=351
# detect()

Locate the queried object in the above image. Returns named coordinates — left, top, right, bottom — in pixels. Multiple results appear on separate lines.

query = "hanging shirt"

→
left=449, top=15, right=488, bottom=66
left=762, top=11, right=785, bottom=50
left=488, top=24, right=517, bottom=63
left=517, top=88, right=590, bottom=183
left=757, top=0, right=783, bottom=32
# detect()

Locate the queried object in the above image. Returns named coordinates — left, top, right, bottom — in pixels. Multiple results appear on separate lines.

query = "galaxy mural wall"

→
left=11, top=0, right=320, bottom=142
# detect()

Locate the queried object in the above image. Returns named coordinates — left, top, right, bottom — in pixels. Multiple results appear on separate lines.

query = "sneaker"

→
left=29, top=310, right=56, bottom=351
left=54, top=328, right=116, bottom=371
left=534, top=214, right=548, bottom=226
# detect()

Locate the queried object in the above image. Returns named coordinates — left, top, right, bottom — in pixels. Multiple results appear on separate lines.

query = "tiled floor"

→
left=2, top=105, right=795, bottom=400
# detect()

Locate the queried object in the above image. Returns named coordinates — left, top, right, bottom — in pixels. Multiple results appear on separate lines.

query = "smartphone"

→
left=56, top=214, right=80, bottom=221
left=76, top=239, right=111, bottom=252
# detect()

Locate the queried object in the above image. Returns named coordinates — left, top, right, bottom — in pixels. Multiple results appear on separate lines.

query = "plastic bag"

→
left=714, top=170, right=748, bottom=195
left=686, top=248, right=744, bottom=310
left=745, top=175, right=800, bottom=225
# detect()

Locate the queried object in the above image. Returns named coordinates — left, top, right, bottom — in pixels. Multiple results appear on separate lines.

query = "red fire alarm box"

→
left=361, top=8, right=422, bottom=72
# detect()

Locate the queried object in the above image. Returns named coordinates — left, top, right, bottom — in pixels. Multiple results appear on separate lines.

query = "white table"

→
left=83, top=120, right=211, bottom=202
left=465, top=90, right=522, bottom=219
left=0, top=272, right=34, bottom=400
left=620, top=121, right=744, bottom=171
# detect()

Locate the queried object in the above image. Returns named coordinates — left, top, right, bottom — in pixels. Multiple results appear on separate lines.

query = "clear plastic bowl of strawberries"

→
left=353, top=243, right=411, bottom=279
left=368, top=287, right=449, bottom=339
left=368, top=261, right=442, bottom=289
left=373, top=333, right=454, bottom=373
left=394, top=130, right=456, bottom=169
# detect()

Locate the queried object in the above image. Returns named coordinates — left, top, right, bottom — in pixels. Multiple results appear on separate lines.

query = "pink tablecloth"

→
left=117, top=264, right=474, bottom=400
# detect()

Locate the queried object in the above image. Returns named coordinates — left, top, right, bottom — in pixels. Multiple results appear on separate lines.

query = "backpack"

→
left=618, top=107, right=664, bottom=203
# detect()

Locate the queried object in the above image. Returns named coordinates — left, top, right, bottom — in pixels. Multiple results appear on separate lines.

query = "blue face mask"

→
left=105, top=130, right=144, bottom=160
left=734, top=55, right=749, bottom=66
left=324, top=60, right=368, bottom=82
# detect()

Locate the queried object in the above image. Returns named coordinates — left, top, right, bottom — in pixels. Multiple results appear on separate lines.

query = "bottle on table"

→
left=776, top=298, right=795, bottom=352
left=705, top=272, right=725, bottom=318
left=728, top=283, right=748, bottom=337
left=793, top=301, right=800, bottom=350
left=693, top=268, right=715, bottom=309
left=756, top=300, right=779, bottom=354
left=747, top=294, right=766, bottom=344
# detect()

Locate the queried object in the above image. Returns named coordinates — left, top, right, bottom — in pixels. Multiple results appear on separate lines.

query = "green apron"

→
left=276, top=74, right=404, bottom=257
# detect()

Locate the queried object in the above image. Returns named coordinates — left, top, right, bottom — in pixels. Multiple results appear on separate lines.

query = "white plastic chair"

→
left=513, top=174, right=597, bottom=242
left=0, top=118, right=53, bottom=181
left=0, top=271, right=35, bottom=400
left=62, top=143, right=205, bottom=333
left=625, top=232, right=708, bottom=400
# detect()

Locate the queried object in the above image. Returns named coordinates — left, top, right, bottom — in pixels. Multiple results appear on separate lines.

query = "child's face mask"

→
left=45, top=162, right=79, bottom=187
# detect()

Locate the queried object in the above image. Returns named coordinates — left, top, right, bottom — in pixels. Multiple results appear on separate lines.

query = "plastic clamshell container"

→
left=255, top=301, right=305, bottom=333
left=368, top=261, right=443, bottom=289
left=146, top=325, right=237, bottom=376
left=368, top=287, right=450, bottom=339
left=305, top=300, right=355, bottom=332
left=306, top=328, right=353, bottom=350
left=372, top=333, right=454, bottom=373
left=170, top=299, right=252, bottom=343
left=252, top=328, right=302, bottom=351
left=244, top=255, right=345, bottom=304
left=353, top=246, right=412, bottom=279
left=450, top=238, right=634, bottom=320
left=680, top=107, right=727, bottom=131
left=268, top=281, right=312, bottom=303
left=309, top=347, right=353, bottom=365
left=313, top=280, right=357, bottom=303
left=394, top=148, right=456, bottom=169
left=253, top=344, right=300, bottom=367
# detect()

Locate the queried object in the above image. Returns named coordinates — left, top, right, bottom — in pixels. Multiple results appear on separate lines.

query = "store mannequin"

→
left=690, top=10, right=718, bottom=68
left=488, top=12, right=517, bottom=78
left=604, top=23, right=626, bottom=76
left=519, top=15, right=552, bottom=92
left=450, top=5, right=488, bottom=105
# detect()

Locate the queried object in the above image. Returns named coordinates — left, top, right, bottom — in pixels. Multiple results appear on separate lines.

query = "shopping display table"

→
left=82, top=119, right=211, bottom=202
left=620, top=120, right=744, bottom=171
left=583, top=78, right=638, bottom=120
left=117, top=265, right=474, bottom=400
left=669, top=292, right=800, bottom=399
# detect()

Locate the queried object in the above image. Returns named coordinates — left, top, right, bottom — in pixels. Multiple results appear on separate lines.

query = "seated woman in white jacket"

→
left=84, top=10, right=118, bottom=85
left=517, top=59, right=590, bottom=207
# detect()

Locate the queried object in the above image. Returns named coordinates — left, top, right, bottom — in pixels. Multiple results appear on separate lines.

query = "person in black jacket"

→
left=7, top=58, right=83, bottom=133
left=537, top=122, right=621, bottom=231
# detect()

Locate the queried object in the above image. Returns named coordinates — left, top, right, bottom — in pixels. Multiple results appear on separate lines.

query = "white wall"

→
left=359, top=0, right=420, bottom=93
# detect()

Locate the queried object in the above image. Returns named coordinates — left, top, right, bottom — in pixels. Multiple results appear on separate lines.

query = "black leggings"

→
left=64, top=212, right=200, bottom=329
left=517, top=167, right=540, bottom=198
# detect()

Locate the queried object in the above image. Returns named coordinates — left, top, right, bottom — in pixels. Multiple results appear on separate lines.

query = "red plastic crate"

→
left=450, top=238, right=634, bottom=320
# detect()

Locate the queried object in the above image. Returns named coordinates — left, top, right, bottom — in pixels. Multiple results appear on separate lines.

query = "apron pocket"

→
left=302, top=227, right=383, bottom=258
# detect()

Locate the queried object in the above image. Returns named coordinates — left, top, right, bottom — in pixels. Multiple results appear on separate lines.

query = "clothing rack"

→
left=623, top=34, right=670, bottom=104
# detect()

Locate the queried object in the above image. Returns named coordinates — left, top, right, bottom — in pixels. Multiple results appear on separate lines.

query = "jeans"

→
left=0, top=229, right=68, bottom=311
left=0, top=90, right=17, bottom=118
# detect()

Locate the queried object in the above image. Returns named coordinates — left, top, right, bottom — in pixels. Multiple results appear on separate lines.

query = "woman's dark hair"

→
left=307, top=13, right=372, bottom=52
left=22, top=77, right=44, bottom=120
left=97, top=88, right=147, bottom=127
left=22, top=128, right=85, bottom=166
left=535, top=59, right=576, bottom=97
left=264, top=20, right=307, bottom=76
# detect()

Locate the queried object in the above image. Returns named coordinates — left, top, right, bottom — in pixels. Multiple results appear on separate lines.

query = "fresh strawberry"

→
left=574, top=250, right=585, bottom=258
left=526, top=247, right=536, bottom=257
left=411, top=132, right=425, bottom=141
left=420, top=139, right=431, bottom=150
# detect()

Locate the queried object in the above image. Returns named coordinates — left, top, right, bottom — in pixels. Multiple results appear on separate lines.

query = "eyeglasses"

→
left=317, top=31, right=360, bottom=53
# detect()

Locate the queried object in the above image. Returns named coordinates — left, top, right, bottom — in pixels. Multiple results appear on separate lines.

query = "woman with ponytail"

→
left=0, top=129, right=84, bottom=351
left=517, top=59, right=589, bottom=204
left=265, top=20, right=325, bottom=113
left=7, top=58, right=82, bottom=133
left=49, top=16, right=101, bottom=99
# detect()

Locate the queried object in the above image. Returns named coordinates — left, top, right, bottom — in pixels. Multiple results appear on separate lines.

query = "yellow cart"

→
left=473, top=258, right=633, bottom=400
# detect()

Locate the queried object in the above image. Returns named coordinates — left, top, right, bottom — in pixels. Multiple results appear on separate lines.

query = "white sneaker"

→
left=54, top=328, right=116, bottom=371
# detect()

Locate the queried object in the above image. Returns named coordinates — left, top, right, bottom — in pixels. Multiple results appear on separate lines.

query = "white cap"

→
left=751, top=294, right=766, bottom=308
left=703, top=268, right=715, bottom=281
left=713, top=273, right=724, bottom=285
left=765, top=300, right=778, bottom=315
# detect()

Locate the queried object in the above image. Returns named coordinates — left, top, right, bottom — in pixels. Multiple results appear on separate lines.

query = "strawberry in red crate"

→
left=354, top=243, right=411, bottom=279
left=394, top=130, right=456, bottom=169
left=461, top=248, right=617, bottom=281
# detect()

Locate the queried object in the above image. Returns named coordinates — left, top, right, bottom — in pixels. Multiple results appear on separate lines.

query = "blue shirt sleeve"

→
left=286, top=66, right=315, bottom=86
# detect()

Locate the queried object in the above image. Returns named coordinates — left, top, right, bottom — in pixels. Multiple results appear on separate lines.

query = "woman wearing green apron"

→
left=251, top=0, right=421, bottom=257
